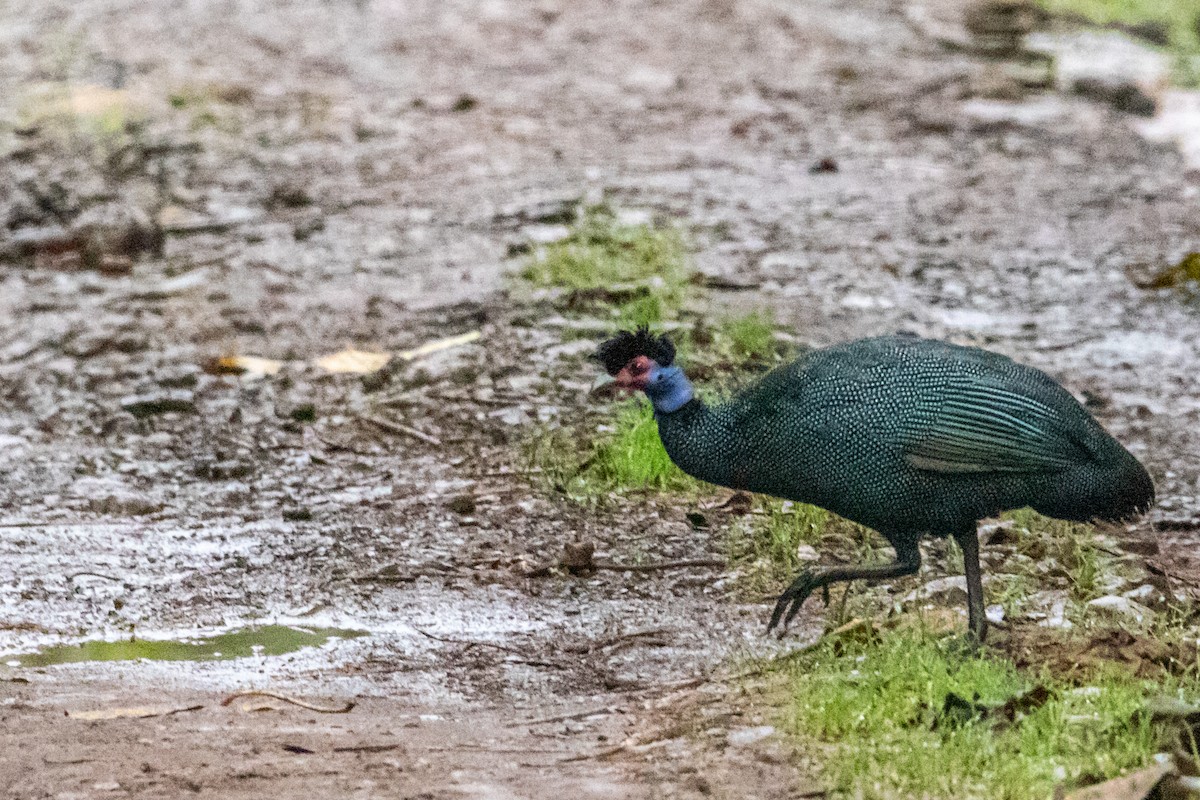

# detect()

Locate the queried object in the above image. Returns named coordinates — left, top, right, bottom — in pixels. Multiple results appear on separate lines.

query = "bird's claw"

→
left=766, top=570, right=818, bottom=636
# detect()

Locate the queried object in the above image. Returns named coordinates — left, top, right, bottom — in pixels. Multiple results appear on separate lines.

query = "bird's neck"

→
left=645, top=366, right=694, bottom=414
left=653, top=394, right=737, bottom=488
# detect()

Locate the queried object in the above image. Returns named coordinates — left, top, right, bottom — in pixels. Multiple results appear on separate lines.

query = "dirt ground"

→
left=1, top=0, right=1199, bottom=797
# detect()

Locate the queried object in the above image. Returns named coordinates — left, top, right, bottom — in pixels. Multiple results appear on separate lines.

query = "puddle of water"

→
left=3, top=625, right=367, bottom=668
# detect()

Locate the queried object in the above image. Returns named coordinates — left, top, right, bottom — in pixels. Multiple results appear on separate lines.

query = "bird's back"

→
left=664, top=335, right=1153, bottom=536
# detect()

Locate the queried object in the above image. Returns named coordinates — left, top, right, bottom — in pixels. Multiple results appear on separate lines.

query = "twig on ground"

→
left=561, top=628, right=673, bottom=655
left=1034, top=334, right=1104, bottom=352
left=359, top=413, right=442, bottom=446
left=527, top=541, right=727, bottom=577
left=315, top=433, right=382, bottom=457
left=66, top=571, right=123, bottom=583
left=429, top=391, right=525, bottom=407
left=332, top=744, right=402, bottom=753
left=411, top=626, right=539, bottom=659
left=511, top=705, right=625, bottom=728
left=220, top=690, right=355, bottom=714
left=594, top=558, right=726, bottom=572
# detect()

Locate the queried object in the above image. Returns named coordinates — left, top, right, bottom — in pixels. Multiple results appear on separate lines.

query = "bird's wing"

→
left=901, top=381, right=1085, bottom=474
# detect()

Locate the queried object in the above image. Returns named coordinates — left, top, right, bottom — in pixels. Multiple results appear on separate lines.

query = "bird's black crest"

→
left=594, top=327, right=676, bottom=375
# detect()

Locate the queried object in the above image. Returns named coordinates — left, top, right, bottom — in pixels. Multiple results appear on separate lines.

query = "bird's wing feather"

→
left=902, top=381, right=1084, bottom=474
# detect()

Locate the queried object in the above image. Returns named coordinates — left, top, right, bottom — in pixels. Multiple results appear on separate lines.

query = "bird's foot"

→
left=766, top=570, right=819, bottom=636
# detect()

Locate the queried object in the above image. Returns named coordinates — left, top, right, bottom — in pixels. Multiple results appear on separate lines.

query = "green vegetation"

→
left=1039, top=0, right=1200, bottom=85
left=520, top=206, right=691, bottom=326
left=782, top=626, right=1197, bottom=799
left=528, top=401, right=701, bottom=499
left=726, top=498, right=829, bottom=594
left=585, top=402, right=698, bottom=492
left=1004, top=508, right=1119, bottom=607
left=683, top=309, right=788, bottom=370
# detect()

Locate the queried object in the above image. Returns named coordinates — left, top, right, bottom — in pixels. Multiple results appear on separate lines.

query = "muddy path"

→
left=2, top=0, right=1200, bottom=797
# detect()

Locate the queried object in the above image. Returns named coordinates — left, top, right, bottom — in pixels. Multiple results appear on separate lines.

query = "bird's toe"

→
left=766, top=571, right=818, bottom=635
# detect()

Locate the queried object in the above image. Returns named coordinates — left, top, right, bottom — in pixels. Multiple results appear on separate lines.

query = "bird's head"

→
left=594, top=327, right=692, bottom=412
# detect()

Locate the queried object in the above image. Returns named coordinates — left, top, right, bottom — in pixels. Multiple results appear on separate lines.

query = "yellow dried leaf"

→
left=1146, top=252, right=1200, bottom=289
left=315, top=349, right=392, bottom=374
left=205, top=355, right=283, bottom=378
left=69, top=706, right=191, bottom=720
left=396, top=330, right=481, bottom=361
left=67, top=85, right=131, bottom=117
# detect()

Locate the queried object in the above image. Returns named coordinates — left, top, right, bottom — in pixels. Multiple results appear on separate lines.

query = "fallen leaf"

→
left=66, top=85, right=131, bottom=117
left=396, top=330, right=481, bottom=361
left=68, top=705, right=203, bottom=720
left=315, top=349, right=391, bottom=374
left=204, top=355, right=283, bottom=380
left=1136, top=252, right=1200, bottom=289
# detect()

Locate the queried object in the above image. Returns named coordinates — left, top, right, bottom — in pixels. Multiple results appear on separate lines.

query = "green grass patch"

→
left=1039, top=0, right=1200, bottom=85
left=726, top=498, right=829, bottom=594
left=710, top=310, right=779, bottom=361
left=586, top=401, right=699, bottom=492
left=1004, top=508, right=1118, bottom=604
left=527, top=401, right=702, bottom=499
left=782, top=626, right=1197, bottom=799
left=520, top=206, right=690, bottom=326
left=681, top=309, right=791, bottom=370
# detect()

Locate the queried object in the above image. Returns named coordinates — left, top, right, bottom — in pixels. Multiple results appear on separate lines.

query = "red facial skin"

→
left=614, top=355, right=653, bottom=391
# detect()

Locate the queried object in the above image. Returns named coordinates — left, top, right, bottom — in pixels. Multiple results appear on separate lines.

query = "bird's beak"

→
left=613, top=366, right=637, bottom=391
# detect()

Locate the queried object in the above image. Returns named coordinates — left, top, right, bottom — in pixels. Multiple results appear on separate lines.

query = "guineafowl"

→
left=595, top=328, right=1154, bottom=641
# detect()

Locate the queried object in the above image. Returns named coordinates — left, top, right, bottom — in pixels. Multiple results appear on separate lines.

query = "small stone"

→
left=903, top=575, right=968, bottom=606
left=561, top=541, right=595, bottom=574
left=267, top=182, right=313, bottom=209
left=794, top=543, right=820, bottom=562
left=71, top=204, right=161, bottom=267
left=1122, top=583, right=1171, bottom=609
left=1039, top=595, right=1072, bottom=629
left=1087, top=594, right=1154, bottom=626
left=727, top=726, right=775, bottom=747
left=522, top=224, right=571, bottom=245
left=809, top=157, right=838, bottom=174
left=289, top=404, right=317, bottom=423
left=447, top=495, right=476, bottom=515
left=985, top=604, right=1005, bottom=624
left=1072, top=76, right=1157, bottom=116
left=366, top=236, right=401, bottom=258
left=978, top=519, right=1017, bottom=546
left=120, top=390, right=197, bottom=418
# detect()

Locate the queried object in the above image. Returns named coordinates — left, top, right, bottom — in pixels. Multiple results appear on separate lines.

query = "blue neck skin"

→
left=644, top=365, right=694, bottom=414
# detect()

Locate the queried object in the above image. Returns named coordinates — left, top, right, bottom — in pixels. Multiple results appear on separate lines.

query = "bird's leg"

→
left=767, top=544, right=922, bottom=635
left=953, top=527, right=987, bottom=643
